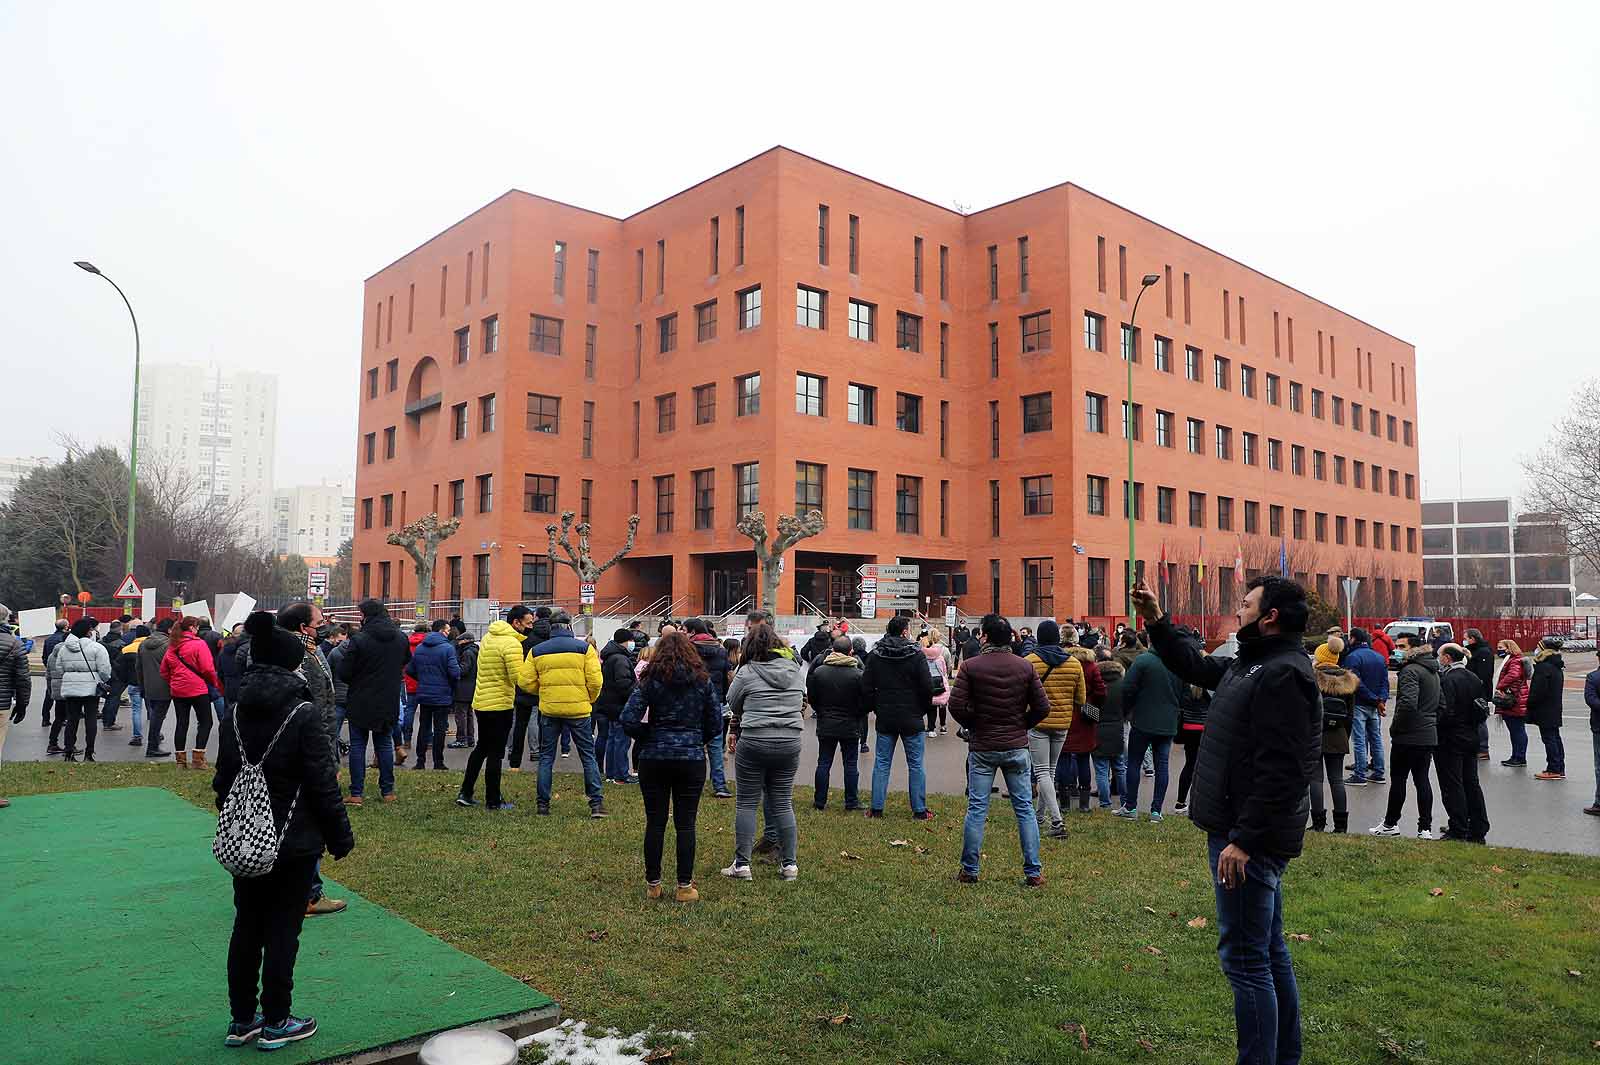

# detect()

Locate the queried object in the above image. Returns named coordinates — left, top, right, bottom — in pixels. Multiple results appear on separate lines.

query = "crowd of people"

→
left=1, top=586, right=1597, bottom=1063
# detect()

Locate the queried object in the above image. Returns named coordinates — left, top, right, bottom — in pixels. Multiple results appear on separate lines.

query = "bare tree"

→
left=546, top=511, right=642, bottom=613
left=1523, top=378, right=1600, bottom=578
left=387, top=513, right=461, bottom=620
left=736, top=509, right=824, bottom=613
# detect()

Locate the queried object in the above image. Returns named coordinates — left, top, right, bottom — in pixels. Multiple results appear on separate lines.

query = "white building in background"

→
left=272, top=481, right=355, bottom=562
left=0, top=456, right=53, bottom=505
left=1421, top=498, right=1576, bottom=614
left=136, top=364, right=278, bottom=548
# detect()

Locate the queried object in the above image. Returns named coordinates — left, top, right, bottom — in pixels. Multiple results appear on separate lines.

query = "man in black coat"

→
left=333, top=600, right=410, bottom=802
left=861, top=615, right=936, bottom=820
left=1133, top=574, right=1317, bottom=1065
left=40, top=619, right=68, bottom=728
left=593, top=628, right=638, bottom=783
left=1436, top=644, right=1490, bottom=843
left=807, top=637, right=866, bottom=810
left=684, top=616, right=733, bottom=797
left=1464, top=628, right=1495, bottom=759
left=509, top=607, right=553, bottom=769
left=799, top=622, right=835, bottom=666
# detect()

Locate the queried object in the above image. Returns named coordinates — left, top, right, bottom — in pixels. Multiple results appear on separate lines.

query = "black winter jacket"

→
left=453, top=637, right=478, bottom=704
left=1437, top=664, right=1485, bottom=752
left=861, top=635, right=935, bottom=735
left=213, top=663, right=354, bottom=862
left=1094, top=659, right=1127, bottom=759
left=1391, top=649, right=1441, bottom=747
left=799, top=631, right=833, bottom=665
left=334, top=616, right=410, bottom=732
left=593, top=641, right=637, bottom=719
left=219, top=637, right=246, bottom=704
left=1467, top=640, right=1496, bottom=695
left=0, top=631, right=31, bottom=715
left=690, top=635, right=732, bottom=701
left=1526, top=652, right=1565, bottom=729
left=513, top=618, right=553, bottom=712
left=807, top=652, right=867, bottom=740
left=1147, top=618, right=1320, bottom=861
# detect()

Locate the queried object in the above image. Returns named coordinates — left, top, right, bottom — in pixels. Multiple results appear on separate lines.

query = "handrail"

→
left=794, top=594, right=829, bottom=621
left=717, top=593, right=754, bottom=621
left=664, top=593, right=693, bottom=619
left=629, top=595, right=671, bottom=624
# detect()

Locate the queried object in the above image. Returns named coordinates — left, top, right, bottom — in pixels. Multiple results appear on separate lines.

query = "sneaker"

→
left=537, top=803, right=550, bottom=816
left=1501, top=758, right=1527, bottom=767
left=1143, top=767, right=1155, bottom=778
left=447, top=740, right=470, bottom=749
left=1173, top=801, right=1189, bottom=814
left=912, top=810, right=935, bottom=821
left=955, top=870, right=979, bottom=884
left=104, top=723, right=123, bottom=731
left=1149, top=811, right=1164, bottom=823
left=1416, top=829, right=1436, bottom=840
left=1367, top=774, right=1387, bottom=784
left=1114, top=807, right=1138, bottom=820
left=1343, top=775, right=1369, bottom=787
left=305, top=897, right=347, bottom=916
left=225, top=1014, right=265, bottom=1047
left=720, top=862, right=753, bottom=880
left=1370, top=823, right=1401, bottom=837
left=561, top=750, right=571, bottom=758
left=488, top=801, right=516, bottom=812
left=1024, top=874, right=1046, bottom=888
left=1534, top=772, right=1566, bottom=781
left=590, top=804, right=609, bottom=819
left=454, top=795, right=476, bottom=807
left=145, top=747, right=170, bottom=758
left=713, top=789, right=733, bottom=799
left=46, top=744, right=62, bottom=756
left=258, top=1015, right=317, bottom=1052
left=1048, top=824, right=1068, bottom=839
left=674, top=884, right=700, bottom=903
left=129, top=737, right=143, bottom=746
left=938, top=727, right=948, bottom=735
left=780, top=863, right=799, bottom=881
left=864, top=809, right=884, bottom=819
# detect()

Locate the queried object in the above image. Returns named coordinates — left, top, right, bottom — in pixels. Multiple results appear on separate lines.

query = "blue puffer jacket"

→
left=1341, top=641, right=1390, bottom=706
left=405, top=631, right=460, bottom=707
left=620, top=666, right=723, bottom=762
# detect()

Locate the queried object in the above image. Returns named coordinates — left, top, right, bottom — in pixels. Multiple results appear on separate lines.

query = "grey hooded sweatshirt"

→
left=726, top=655, right=806, bottom=735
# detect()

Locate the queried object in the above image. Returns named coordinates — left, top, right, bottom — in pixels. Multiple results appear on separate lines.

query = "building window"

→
left=989, top=480, right=1001, bottom=536
left=913, top=236, right=924, bottom=294
left=551, top=240, right=567, bottom=296
left=584, top=325, right=597, bottom=379
left=378, top=561, right=390, bottom=599
left=991, top=559, right=1002, bottom=614
left=1293, top=509, right=1307, bottom=540
left=939, top=244, right=949, bottom=300
left=795, top=462, right=824, bottom=517
left=1022, top=475, right=1053, bottom=516
left=1245, top=500, right=1260, bottom=534
left=735, top=462, right=759, bottom=519
left=384, top=426, right=396, bottom=460
left=1354, top=460, right=1366, bottom=488
left=1086, top=475, right=1108, bottom=516
left=386, top=358, right=399, bottom=391
left=795, top=284, right=826, bottom=330
left=1217, top=495, right=1234, bottom=531
left=1266, top=373, right=1280, bottom=405
left=1352, top=403, right=1364, bottom=432
left=1020, top=311, right=1051, bottom=353
left=1289, top=381, right=1303, bottom=413
left=1215, top=425, right=1232, bottom=461
left=655, top=475, right=675, bottom=533
left=736, top=373, right=760, bottom=416
left=361, top=497, right=373, bottom=529
left=939, top=322, right=949, bottom=378
left=1087, top=558, right=1108, bottom=615
left=1189, top=491, right=1206, bottom=528
left=1312, top=389, right=1325, bottom=418
left=987, top=244, right=998, bottom=299
left=1185, top=345, right=1201, bottom=381
left=990, top=401, right=1000, bottom=458
left=656, top=238, right=665, bottom=295
left=1085, top=392, right=1107, bottom=434
left=735, top=205, right=745, bottom=266
left=895, top=392, right=922, bottom=433
left=1154, top=336, right=1172, bottom=372
left=367, top=367, right=379, bottom=398
left=1187, top=417, right=1203, bottom=455
left=847, top=383, right=876, bottom=425
left=1023, top=557, right=1053, bottom=615
left=989, top=322, right=1000, bottom=377
left=1213, top=355, right=1230, bottom=390
left=1022, top=392, right=1052, bottom=433
left=1333, top=396, right=1345, bottom=425
left=1157, top=485, right=1175, bottom=524
left=449, top=480, right=464, bottom=517
left=1313, top=450, right=1326, bottom=480
left=896, top=312, right=922, bottom=352
left=529, top=315, right=563, bottom=356
left=737, top=286, right=762, bottom=329
left=1270, top=505, right=1284, bottom=538
left=847, top=469, right=875, bottom=529
left=939, top=479, right=949, bottom=536
left=1122, top=401, right=1143, bottom=441
left=695, top=300, right=717, bottom=342
left=1403, top=420, right=1414, bottom=446
left=1267, top=438, right=1283, bottom=471
left=1242, top=432, right=1257, bottom=466
left=1315, top=512, right=1328, bottom=543
left=1017, top=236, right=1030, bottom=293
left=693, top=469, right=714, bottom=529
left=1334, top=455, right=1346, bottom=484
left=481, top=315, right=499, bottom=354
left=523, top=474, right=557, bottom=514
left=796, top=372, right=826, bottom=416
left=896, top=475, right=921, bottom=533
left=1405, top=472, right=1415, bottom=500
left=848, top=299, right=875, bottom=341
left=656, top=393, right=676, bottom=433
left=587, top=248, right=599, bottom=303
left=475, top=474, right=493, bottom=514
left=1083, top=312, right=1105, bottom=352
left=1121, top=323, right=1140, bottom=362
left=364, top=432, right=376, bottom=464
left=582, top=401, right=594, bottom=458
left=939, top=400, right=949, bottom=457
left=479, top=393, right=495, bottom=433
left=635, top=248, right=644, bottom=301
left=525, top=392, right=560, bottom=434
left=694, top=383, right=715, bottom=425
left=1291, top=444, right=1305, bottom=476
left=658, top=313, right=678, bottom=354
left=464, top=554, right=485, bottom=599
left=817, top=204, right=828, bottom=265
left=518, top=555, right=549, bottom=601
left=1237, top=364, right=1255, bottom=399
left=1122, top=481, right=1144, bottom=520
left=446, top=556, right=462, bottom=600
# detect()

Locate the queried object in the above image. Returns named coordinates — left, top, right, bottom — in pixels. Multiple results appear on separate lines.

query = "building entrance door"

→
left=704, top=567, right=753, bottom=617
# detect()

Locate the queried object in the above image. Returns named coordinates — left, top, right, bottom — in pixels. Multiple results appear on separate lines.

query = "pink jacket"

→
left=160, top=632, right=219, bottom=699
left=922, top=645, right=951, bottom=707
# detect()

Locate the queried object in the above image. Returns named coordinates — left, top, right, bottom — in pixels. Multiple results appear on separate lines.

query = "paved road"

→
left=6, top=685, right=1597, bottom=857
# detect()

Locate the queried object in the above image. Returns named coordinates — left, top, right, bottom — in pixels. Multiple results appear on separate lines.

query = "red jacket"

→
left=1494, top=653, right=1529, bottom=718
left=403, top=631, right=427, bottom=694
left=161, top=632, right=220, bottom=699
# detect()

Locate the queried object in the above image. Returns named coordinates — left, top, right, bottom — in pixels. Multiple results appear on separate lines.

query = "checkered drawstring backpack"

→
left=212, top=702, right=306, bottom=878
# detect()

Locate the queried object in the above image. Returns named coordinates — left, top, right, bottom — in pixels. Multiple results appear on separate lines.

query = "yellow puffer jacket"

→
left=517, top=630, right=603, bottom=718
left=472, top=620, right=526, bottom=712
left=1025, top=650, right=1087, bottom=731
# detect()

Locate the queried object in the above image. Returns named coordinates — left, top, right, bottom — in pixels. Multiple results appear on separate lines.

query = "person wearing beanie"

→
left=214, top=613, right=354, bottom=1051
left=1022, top=620, right=1085, bottom=838
left=1435, top=643, right=1490, bottom=842
left=137, top=617, right=177, bottom=759
left=1313, top=633, right=1345, bottom=670
left=1527, top=636, right=1567, bottom=780
left=0, top=604, right=31, bottom=807
left=44, top=617, right=113, bottom=762
left=334, top=600, right=411, bottom=804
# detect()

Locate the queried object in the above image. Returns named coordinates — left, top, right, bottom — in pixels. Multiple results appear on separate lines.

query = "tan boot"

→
left=190, top=749, right=208, bottom=772
left=675, top=883, right=700, bottom=903
left=174, top=751, right=188, bottom=769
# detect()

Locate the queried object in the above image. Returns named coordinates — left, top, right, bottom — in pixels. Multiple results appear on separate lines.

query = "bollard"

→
left=417, top=1027, right=519, bottom=1065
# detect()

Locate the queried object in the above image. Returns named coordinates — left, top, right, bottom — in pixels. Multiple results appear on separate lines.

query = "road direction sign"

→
left=858, top=595, right=877, bottom=618
left=113, top=574, right=142, bottom=599
left=945, top=604, right=957, bottom=627
left=580, top=581, right=596, bottom=605
left=877, top=597, right=919, bottom=610
left=306, top=568, right=330, bottom=599
left=858, top=564, right=919, bottom=581
left=873, top=579, right=919, bottom=596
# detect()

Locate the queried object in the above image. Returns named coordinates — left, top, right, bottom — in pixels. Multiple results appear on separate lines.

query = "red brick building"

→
left=354, top=147, right=1422, bottom=623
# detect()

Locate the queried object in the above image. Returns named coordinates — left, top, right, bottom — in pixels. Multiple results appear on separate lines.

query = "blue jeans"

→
left=1539, top=726, right=1565, bottom=775
left=961, top=748, right=1041, bottom=878
left=870, top=730, right=927, bottom=815
left=211, top=690, right=227, bottom=725
left=1094, top=754, right=1125, bottom=808
left=1123, top=727, right=1173, bottom=813
left=1350, top=704, right=1385, bottom=779
left=1505, top=717, right=1529, bottom=762
left=605, top=718, right=632, bottom=781
left=815, top=736, right=861, bottom=809
left=592, top=714, right=611, bottom=777
left=127, top=685, right=144, bottom=739
left=393, top=694, right=416, bottom=750
left=348, top=724, right=395, bottom=797
left=537, top=714, right=604, bottom=807
left=333, top=705, right=347, bottom=743
left=1208, top=833, right=1301, bottom=1065
left=707, top=719, right=729, bottom=792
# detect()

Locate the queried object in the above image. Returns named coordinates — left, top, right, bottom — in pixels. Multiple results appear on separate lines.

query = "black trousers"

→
left=638, top=757, right=707, bottom=885
left=144, top=698, right=171, bottom=753
left=1308, top=751, right=1347, bottom=818
left=1435, top=744, right=1490, bottom=841
left=173, top=694, right=214, bottom=751
left=462, top=710, right=513, bottom=807
left=1175, top=731, right=1203, bottom=805
left=60, top=696, right=99, bottom=757
left=417, top=705, right=450, bottom=768
left=507, top=705, right=534, bottom=768
left=228, top=854, right=317, bottom=1025
left=1384, top=743, right=1435, bottom=831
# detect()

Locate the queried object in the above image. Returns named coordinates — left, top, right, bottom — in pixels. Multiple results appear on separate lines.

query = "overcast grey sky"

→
left=3, top=2, right=1596, bottom=501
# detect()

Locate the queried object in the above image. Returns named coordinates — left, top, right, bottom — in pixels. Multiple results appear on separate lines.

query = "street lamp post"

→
left=74, top=261, right=141, bottom=611
left=1126, top=272, right=1162, bottom=619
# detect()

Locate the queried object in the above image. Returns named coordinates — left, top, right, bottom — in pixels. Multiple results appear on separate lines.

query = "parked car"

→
left=1383, top=618, right=1454, bottom=665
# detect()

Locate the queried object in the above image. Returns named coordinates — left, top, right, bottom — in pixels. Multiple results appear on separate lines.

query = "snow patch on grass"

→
left=519, top=1020, right=694, bottom=1064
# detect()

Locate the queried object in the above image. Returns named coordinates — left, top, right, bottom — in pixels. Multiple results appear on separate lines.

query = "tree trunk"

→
left=761, top=557, right=781, bottom=615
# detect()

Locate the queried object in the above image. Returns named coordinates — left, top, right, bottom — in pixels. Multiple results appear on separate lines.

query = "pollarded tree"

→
left=736, top=509, right=825, bottom=614
left=387, top=513, right=461, bottom=620
left=546, top=510, right=642, bottom=588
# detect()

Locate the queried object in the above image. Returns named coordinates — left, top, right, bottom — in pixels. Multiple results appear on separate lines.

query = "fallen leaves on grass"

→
left=1288, top=933, right=1312, bottom=942
left=1058, top=1022, right=1089, bottom=1049
left=914, top=846, right=929, bottom=855
left=1428, top=888, right=1444, bottom=897
left=1177, top=879, right=1190, bottom=889
left=889, top=839, right=910, bottom=847
left=1143, top=905, right=1158, bottom=915
left=642, top=1049, right=673, bottom=1063
left=815, top=1013, right=852, bottom=1027
left=1567, top=969, right=1583, bottom=978
left=1186, top=916, right=1209, bottom=929
left=1142, top=945, right=1163, bottom=956
left=585, top=929, right=609, bottom=942
left=1491, top=865, right=1505, bottom=874
left=839, top=850, right=862, bottom=861
left=1137, top=1037, right=1157, bottom=1053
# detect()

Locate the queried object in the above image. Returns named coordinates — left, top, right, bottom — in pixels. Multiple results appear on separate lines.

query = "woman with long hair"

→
left=921, top=630, right=952, bottom=734
left=1494, top=639, right=1530, bottom=767
left=721, top=624, right=806, bottom=881
left=620, top=632, right=722, bottom=901
left=162, top=615, right=221, bottom=770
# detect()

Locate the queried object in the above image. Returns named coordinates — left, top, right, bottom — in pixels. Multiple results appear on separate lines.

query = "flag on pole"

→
left=1158, top=541, right=1168, bottom=611
left=1196, top=535, right=1205, bottom=585
left=1234, top=540, right=1244, bottom=575
left=1071, top=541, right=1085, bottom=555
left=1279, top=538, right=1289, bottom=578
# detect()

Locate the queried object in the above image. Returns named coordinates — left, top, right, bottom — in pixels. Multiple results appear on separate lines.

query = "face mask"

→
left=1236, top=620, right=1262, bottom=642
left=1495, top=650, right=1507, bottom=658
left=623, top=641, right=635, bottom=652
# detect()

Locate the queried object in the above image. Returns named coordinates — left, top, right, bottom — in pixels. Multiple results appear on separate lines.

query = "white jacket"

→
left=47, top=634, right=113, bottom=699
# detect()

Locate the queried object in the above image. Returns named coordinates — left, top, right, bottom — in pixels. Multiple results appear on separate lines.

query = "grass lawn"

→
left=7, top=761, right=1598, bottom=1064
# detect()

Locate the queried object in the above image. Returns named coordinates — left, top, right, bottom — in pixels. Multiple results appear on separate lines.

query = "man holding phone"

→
left=1130, top=574, right=1319, bottom=1065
